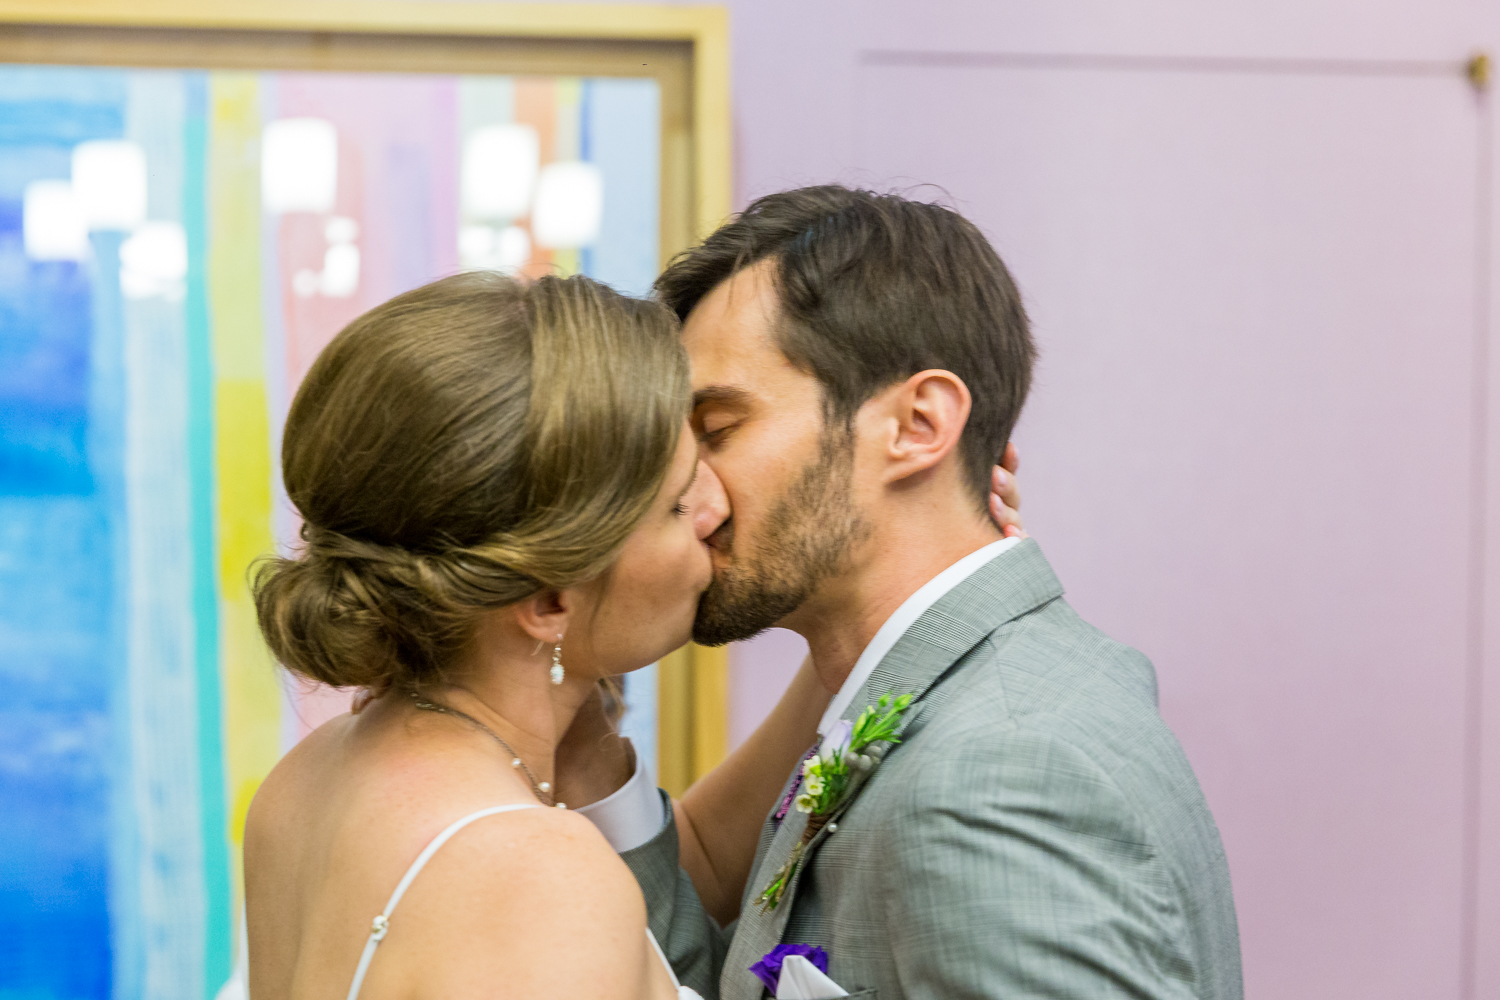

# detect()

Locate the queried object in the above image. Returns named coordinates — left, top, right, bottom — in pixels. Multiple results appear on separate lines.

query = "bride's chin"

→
left=629, top=621, right=697, bottom=672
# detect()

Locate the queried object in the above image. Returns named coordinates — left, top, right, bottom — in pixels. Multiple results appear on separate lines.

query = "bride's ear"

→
left=512, top=588, right=572, bottom=648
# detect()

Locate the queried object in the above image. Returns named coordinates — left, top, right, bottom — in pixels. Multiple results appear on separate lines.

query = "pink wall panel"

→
left=854, top=62, right=1479, bottom=998
left=728, top=628, right=808, bottom=749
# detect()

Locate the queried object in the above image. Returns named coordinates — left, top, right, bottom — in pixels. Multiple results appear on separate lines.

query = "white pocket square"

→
left=775, top=954, right=848, bottom=999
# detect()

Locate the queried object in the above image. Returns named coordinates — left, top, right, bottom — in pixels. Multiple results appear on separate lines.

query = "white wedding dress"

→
left=219, top=803, right=700, bottom=1000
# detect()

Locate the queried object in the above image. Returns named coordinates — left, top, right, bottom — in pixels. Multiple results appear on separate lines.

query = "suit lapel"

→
left=722, top=540, right=1065, bottom=1000
left=843, top=538, right=1063, bottom=731
left=723, top=807, right=810, bottom=1000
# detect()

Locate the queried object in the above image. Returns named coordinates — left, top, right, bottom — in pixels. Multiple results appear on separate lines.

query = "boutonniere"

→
left=756, top=692, right=913, bottom=912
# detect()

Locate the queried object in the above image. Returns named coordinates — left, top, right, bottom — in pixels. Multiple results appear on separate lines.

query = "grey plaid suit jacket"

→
left=623, top=540, right=1242, bottom=1000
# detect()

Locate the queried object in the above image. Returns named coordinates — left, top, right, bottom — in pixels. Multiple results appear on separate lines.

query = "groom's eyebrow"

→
left=691, top=385, right=753, bottom=410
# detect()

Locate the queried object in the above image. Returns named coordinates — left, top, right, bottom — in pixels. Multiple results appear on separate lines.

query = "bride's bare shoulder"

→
left=379, top=806, right=655, bottom=999
left=427, top=805, right=643, bottom=920
left=248, top=710, right=657, bottom=1000
left=244, top=710, right=356, bottom=847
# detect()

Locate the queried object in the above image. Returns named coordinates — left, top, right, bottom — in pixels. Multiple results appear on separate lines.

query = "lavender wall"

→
left=472, top=0, right=1498, bottom=992
left=703, top=2, right=1500, bottom=995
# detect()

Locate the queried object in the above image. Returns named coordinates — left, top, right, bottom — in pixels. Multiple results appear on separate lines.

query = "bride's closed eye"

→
left=674, top=502, right=689, bottom=516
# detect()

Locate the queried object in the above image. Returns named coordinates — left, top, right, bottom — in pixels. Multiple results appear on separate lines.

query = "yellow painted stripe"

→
left=690, top=643, right=729, bottom=780
left=657, top=642, right=731, bottom=795
left=656, top=645, right=693, bottom=797
left=207, top=74, right=282, bottom=912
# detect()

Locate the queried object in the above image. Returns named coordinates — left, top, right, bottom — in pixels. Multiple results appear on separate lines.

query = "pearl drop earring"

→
left=550, top=635, right=565, bottom=685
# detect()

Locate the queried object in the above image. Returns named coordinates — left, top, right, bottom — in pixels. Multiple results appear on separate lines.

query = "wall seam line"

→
left=859, top=49, right=1466, bottom=79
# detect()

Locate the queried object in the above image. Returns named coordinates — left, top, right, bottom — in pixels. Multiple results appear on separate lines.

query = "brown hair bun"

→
left=252, top=271, right=689, bottom=692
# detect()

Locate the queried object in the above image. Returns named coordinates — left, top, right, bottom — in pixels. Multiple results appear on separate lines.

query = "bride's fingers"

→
left=989, top=465, right=1025, bottom=537
left=993, top=464, right=1021, bottom=512
left=1002, top=441, right=1020, bottom=475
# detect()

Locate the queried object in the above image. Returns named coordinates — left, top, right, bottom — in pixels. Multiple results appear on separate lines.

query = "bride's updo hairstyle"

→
left=253, top=271, right=689, bottom=691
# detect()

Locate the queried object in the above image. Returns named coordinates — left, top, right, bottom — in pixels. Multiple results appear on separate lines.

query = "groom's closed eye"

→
left=692, top=386, right=753, bottom=444
left=699, top=419, right=738, bottom=447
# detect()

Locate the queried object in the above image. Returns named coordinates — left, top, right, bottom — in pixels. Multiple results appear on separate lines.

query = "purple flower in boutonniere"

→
left=749, top=943, right=830, bottom=993
left=774, top=746, right=821, bottom=824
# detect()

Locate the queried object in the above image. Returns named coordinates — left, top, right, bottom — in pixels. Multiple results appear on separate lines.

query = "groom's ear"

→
left=868, top=369, right=972, bottom=485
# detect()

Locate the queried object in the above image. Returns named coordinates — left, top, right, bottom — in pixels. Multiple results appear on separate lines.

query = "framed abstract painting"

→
left=0, top=3, right=729, bottom=997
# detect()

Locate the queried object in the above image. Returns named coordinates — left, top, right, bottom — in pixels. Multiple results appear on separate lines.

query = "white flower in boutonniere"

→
left=756, top=691, right=914, bottom=911
left=819, top=718, right=854, bottom=766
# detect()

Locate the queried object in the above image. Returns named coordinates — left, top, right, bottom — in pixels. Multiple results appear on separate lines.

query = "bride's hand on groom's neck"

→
left=553, top=681, right=636, bottom=809
left=990, top=442, right=1026, bottom=539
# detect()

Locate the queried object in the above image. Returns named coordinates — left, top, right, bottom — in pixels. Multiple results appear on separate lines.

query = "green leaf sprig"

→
left=756, top=691, right=915, bottom=912
left=849, top=692, right=913, bottom=750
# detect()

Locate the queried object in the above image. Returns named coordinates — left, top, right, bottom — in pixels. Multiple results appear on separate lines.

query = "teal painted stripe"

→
left=182, top=70, right=232, bottom=996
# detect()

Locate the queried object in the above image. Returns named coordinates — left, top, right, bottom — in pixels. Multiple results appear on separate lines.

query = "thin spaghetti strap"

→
left=346, top=803, right=541, bottom=1000
left=648, top=928, right=706, bottom=999
left=647, top=928, right=680, bottom=989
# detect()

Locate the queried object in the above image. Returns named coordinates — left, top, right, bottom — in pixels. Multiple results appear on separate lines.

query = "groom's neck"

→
left=785, top=491, right=1002, bottom=699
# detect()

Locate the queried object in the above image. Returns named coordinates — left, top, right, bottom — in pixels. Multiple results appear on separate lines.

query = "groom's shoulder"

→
left=926, top=594, right=1220, bottom=853
left=873, top=594, right=1243, bottom=999
left=966, top=589, right=1162, bottom=729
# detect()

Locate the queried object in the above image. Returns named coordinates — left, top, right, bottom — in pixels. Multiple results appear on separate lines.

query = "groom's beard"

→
left=692, top=428, right=870, bottom=646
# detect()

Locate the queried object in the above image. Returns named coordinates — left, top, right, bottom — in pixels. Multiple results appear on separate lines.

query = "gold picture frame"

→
left=0, top=0, right=732, bottom=793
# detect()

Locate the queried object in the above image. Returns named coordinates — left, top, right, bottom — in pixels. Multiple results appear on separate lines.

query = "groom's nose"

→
left=689, top=459, right=730, bottom=542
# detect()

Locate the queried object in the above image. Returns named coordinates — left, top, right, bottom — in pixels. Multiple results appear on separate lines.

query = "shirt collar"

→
left=817, top=536, right=1022, bottom=736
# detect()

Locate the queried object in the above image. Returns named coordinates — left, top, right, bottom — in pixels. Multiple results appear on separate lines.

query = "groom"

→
left=577, top=185, right=1241, bottom=999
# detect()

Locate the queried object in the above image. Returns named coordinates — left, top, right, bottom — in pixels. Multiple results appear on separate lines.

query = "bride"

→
left=243, top=271, right=1019, bottom=999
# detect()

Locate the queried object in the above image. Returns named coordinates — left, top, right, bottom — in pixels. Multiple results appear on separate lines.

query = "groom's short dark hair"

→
left=656, top=184, right=1034, bottom=506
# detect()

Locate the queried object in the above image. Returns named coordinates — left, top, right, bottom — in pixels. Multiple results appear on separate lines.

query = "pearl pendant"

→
left=538, top=781, right=551, bottom=794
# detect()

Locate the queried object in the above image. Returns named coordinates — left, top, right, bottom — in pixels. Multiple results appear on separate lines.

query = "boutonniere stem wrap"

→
left=755, top=692, right=913, bottom=911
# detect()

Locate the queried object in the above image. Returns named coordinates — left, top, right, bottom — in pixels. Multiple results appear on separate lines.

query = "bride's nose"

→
left=687, top=460, right=729, bottom=542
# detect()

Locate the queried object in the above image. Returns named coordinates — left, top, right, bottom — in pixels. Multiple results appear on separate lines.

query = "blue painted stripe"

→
left=94, top=227, right=134, bottom=1000
left=578, top=80, right=594, bottom=278
left=78, top=72, right=133, bottom=1000
left=581, top=77, right=660, bottom=299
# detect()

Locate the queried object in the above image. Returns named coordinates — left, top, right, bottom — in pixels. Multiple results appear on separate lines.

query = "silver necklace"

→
left=409, top=691, right=564, bottom=808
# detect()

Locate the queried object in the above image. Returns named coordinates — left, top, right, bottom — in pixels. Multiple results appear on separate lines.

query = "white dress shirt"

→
left=817, top=536, right=1020, bottom=736
left=581, top=535, right=1021, bottom=853
left=575, top=743, right=668, bottom=852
